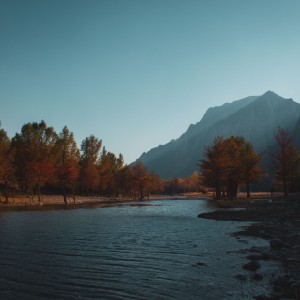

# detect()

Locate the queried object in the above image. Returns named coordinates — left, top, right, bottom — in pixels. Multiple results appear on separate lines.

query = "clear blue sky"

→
left=1, top=0, right=300, bottom=163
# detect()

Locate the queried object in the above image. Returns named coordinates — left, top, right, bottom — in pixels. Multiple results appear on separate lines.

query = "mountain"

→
left=294, top=116, right=300, bottom=149
left=137, top=91, right=300, bottom=179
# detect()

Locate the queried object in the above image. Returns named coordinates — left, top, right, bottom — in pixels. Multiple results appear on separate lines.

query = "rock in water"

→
left=251, top=273, right=263, bottom=281
left=234, top=274, right=247, bottom=281
left=270, top=239, right=284, bottom=249
left=243, top=260, right=261, bottom=271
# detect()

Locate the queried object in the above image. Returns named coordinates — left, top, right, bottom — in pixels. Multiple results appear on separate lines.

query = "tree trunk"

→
left=246, top=178, right=250, bottom=198
left=215, top=182, right=221, bottom=201
left=63, top=182, right=67, bottom=204
left=282, top=150, right=288, bottom=198
left=4, top=181, right=9, bottom=203
left=139, top=182, right=144, bottom=200
left=38, top=180, right=41, bottom=203
left=283, top=174, right=288, bottom=198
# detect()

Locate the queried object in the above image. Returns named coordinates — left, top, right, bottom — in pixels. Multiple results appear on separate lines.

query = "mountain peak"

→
left=263, top=90, right=278, bottom=96
left=259, top=90, right=285, bottom=101
left=137, top=92, right=300, bottom=178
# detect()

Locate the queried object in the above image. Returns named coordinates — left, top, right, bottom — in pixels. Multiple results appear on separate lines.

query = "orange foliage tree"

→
left=0, top=126, right=15, bottom=202
left=56, top=126, right=80, bottom=203
left=1, top=121, right=165, bottom=201
left=200, top=137, right=231, bottom=200
left=271, top=128, right=300, bottom=197
left=98, top=148, right=125, bottom=196
left=12, top=121, right=58, bottom=201
left=133, top=161, right=149, bottom=200
left=200, top=136, right=263, bottom=200
left=80, top=135, right=102, bottom=195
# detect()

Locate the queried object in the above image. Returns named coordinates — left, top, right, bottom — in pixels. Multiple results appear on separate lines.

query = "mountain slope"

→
left=293, top=116, right=300, bottom=149
left=137, top=91, right=300, bottom=178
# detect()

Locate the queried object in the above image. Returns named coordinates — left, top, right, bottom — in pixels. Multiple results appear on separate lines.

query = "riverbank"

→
left=0, top=195, right=154, bottom=211
left=198, top=195, right=300, bottom=299
left=0, top=193, right=207, bottom=211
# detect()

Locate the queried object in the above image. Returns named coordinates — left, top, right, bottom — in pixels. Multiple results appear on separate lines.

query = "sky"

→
left=1, top=0, right=300, bottom=163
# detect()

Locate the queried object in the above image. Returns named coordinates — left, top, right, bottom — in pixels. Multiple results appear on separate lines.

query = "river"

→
left=0, top=200, right=278, bottom=299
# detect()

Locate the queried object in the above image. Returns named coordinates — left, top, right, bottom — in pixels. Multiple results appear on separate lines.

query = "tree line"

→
left=0, top=120, right=201, bottom=203
left=199, top=128, right=300, bottom=200
left=1, top=121, right=299, bottom=203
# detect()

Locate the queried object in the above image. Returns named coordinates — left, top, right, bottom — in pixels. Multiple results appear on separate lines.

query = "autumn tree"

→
left=271, top=128, right=300, bottom=197
left=225, top=137, right=243, bottom=198
left=0, top=125, right=15, bottom=202
left=110, top=153, right=124, bottom=196
left=145, top=172, right=163, bottom=197
left=166, top=178, right=187, bottom=195
left=225, top=136, right=264, bottom=198
left=80, top=135, right=102, bottom=195
left=200, top=137, right=231, bottom=200
left=240, top=142, right=264, bottom=198
left=12, top=121, right=58, bottom=201
left=200, top=136, right=264, bottom=200
left=98, top=147, right=113, bottom=194
left=133, top=161, right=149, bottom=200
left=98, top=148, right=125, bottom=196
left=118, top=165, right=136, bottom=198
left=56, top=126, right=80, bottom=203
left=185, top=171, right=201, bottom=193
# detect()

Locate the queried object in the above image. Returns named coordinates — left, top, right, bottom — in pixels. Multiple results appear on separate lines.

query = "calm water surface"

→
left=0, top=200, right=277, bottom=299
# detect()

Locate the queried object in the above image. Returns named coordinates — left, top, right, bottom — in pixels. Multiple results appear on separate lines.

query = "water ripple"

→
left=0, top=200, right=278, bottom=299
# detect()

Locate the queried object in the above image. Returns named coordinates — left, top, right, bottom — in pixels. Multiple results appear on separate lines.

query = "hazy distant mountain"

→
left=137, top=91, right=300, bottom=178
left=294, top=116, right=300, bottom=149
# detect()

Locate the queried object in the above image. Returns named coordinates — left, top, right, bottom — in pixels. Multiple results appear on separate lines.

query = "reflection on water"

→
left=0, top=200, right=277, bottom=299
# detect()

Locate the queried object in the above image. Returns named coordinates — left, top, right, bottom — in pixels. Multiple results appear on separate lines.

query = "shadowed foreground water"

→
left=0, top=200, right=278, bottom=299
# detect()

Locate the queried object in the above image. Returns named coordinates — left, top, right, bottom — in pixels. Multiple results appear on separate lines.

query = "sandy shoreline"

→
left=0, top=194, right=207, bottom=211
left=0, top=195, right=136, bottom=211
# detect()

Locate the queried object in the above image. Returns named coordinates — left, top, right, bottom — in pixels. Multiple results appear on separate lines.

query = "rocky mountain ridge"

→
left=138, top=91, right=300, bottom=179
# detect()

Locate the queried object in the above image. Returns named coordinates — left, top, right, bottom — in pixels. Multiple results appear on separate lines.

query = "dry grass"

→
left=0, top=195, right=123, bottom=206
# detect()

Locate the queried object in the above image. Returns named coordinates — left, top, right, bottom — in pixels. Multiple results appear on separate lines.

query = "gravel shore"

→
left=198, top=196, right=300, bottom=299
